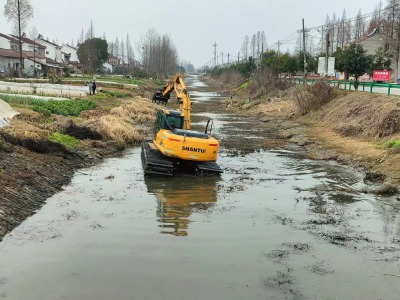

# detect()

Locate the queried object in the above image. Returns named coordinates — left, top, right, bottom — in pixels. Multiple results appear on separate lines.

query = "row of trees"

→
left=241, top=31, right=267, bottom=61
left=135, top=28, right=179, bottom=78
left=211, top=42, right=393, bottom=90
left=108, top=35, right=134, bottom=66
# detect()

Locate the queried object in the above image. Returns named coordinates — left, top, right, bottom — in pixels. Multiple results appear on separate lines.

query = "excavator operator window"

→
left=164, top=115, right=184, bottom=130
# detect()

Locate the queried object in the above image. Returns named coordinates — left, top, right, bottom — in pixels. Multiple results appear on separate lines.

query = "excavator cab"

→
left=154, top=109, right=184, bottom=139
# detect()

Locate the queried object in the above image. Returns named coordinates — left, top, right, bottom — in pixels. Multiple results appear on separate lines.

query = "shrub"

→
left=387, top=139, right=400, bottom=148
left=292, top=81, right=333, bottom=115
left=247, top=69, right=294, bottom=100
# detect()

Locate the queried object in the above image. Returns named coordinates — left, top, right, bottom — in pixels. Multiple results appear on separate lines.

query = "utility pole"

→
left=221, top=52, right=224, bottom=66
left=325, top=30, right=330, bottom=76
left=213, top=41, right=217, bottom=67
left=302, top=19, right=307, bottom=84
left=227, top=53, right=230, bottom=65
left=238, top=52, right=240, bottom=63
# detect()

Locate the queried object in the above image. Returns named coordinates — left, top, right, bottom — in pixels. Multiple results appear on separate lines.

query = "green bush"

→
left=48, top=132, right=79, bottom=149
left=387, top=139, right=400, bottom=148
left=32, top=99, right=98, bottom=116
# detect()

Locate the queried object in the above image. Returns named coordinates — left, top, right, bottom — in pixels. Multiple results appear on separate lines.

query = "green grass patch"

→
left=238, top=82, right=249, bottom=89
left=103, top=90, right=129, bottom=98
left=155, top=81, right=165, bottom=86
left=31, top=99, right=98, bottom=117
left=97, top=77, right=144, bottom=85
left=387, top=139, right=400, bottom=148
left=48, top=133, right=79, bottom=149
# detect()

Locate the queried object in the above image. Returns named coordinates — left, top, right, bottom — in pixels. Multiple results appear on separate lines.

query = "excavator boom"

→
left=153, top=74, right=191, bottom=130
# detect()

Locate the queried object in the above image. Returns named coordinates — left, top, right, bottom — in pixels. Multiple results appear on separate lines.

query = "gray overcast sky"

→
left=1, top=0, right=381, bottom=67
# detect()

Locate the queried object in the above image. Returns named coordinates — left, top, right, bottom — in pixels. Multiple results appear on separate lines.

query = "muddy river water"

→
left=1, top=76, right=400, bottom=299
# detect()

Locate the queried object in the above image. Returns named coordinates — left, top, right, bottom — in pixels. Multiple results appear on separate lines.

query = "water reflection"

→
left=145, top=176, right=220, bottom=236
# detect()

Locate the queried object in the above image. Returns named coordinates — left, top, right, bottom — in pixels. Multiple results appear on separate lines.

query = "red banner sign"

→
left=373, top=71, right=391, bottom=81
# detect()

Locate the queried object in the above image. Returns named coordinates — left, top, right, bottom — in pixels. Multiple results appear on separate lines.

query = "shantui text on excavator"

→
left=141, top=74, right=223, bottom=176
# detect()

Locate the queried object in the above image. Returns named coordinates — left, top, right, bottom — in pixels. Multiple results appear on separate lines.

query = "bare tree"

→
left=250, top=34, right=256, bottom=59
left=136, top=28, right=178, bottom=78
left=256, top=31, right=260, bottom=57
left=261, top=31, right=267, bottom=53
left=109, top=41, right=115, bottom=57
left=115, top=37, right=120, bottom=60
left=126, top=33, right=134, bottom=67
left=120, top=40, right=125, bottom=64
left=241, top=35, right=250, bottom=60
left=79, top=28, right=84, bottom=45
left=28, top=25, right=38, bottom=77
left=4, top=0, right=34, bottom=71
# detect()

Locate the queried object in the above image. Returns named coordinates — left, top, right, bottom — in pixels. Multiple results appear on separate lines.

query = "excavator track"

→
left=141, top=140, right=223, bottom=176
left=141, top=141, right=174, bottom=176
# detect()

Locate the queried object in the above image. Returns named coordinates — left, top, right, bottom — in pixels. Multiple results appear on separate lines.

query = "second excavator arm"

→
left=152, top=74, right=191, bottom=130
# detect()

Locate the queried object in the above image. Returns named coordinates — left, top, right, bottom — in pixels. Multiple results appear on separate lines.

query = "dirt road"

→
left=0, top=75, right=400, bottom=299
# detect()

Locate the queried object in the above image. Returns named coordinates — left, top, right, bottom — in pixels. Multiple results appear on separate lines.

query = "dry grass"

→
left=91, top=115, right=148, bottom=144
left=320, top=93, right=400, bottom=138
left=249, top=98, right=296, bottom=119
left=5, top=119, right=50, bottom=139
left=248, top=69, right=294, bottom=101
left=220, top=70, right=244, bottom=86
left=110, top=96, right=156, bottom=124
left=88, top=97, right=156, bottom=144
left=292, top=81, right=336, bottom=116
left=13, top=108, right=44, bottom=124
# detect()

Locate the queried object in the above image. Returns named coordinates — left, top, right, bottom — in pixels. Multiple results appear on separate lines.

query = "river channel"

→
left=1, top=76, right=400, bottom=299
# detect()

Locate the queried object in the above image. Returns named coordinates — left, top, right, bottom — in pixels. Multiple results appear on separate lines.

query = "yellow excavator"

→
left=141, top=74, right=223, bottom=176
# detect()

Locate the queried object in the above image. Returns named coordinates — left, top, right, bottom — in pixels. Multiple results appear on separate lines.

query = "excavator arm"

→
left=153, top=74, right=191, bottom=130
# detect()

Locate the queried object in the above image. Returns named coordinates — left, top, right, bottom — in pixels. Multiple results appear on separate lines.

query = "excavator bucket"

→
left=152, top=89, right=170, bottom=104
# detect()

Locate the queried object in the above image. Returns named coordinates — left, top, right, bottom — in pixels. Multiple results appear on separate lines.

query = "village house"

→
left=37, top=36, right=63, bottom=63
left=102, top=62, right=115, bottom=73
left=60, top=44, right=79, bottom=63
left=60, top=44, right=82, bottom=73
left=10, top=33, right=46, bottom=56
left=108, top=56, right=119, bottom=65
left=358, top=33, right=399, bottom=82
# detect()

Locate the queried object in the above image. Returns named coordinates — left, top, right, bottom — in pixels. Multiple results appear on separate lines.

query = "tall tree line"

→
left=241, top=31, right=267, bottom=61
left=136, top=28, right=179, bottom=78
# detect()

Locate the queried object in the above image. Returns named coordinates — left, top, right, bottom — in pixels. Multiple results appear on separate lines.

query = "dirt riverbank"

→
left=203, top=75, right=400, bottom=193
left=0, top=81, right=158, bottom=238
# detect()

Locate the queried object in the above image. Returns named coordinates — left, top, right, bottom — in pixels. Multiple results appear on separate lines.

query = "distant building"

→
left=10, top=33, right=46, bottom=57
left=108, top=56, right=119, bottom=65
left=37, top=36, right=63, bottom=63
left=102, top=62, right=115, bottom=73
left=357, top=33, right=398, bottom=81
left=61, top=44, right=79, bottom=63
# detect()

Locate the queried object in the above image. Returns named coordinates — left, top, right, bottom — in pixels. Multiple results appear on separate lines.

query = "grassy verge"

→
left=48, top=132, right=80, bottom=149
